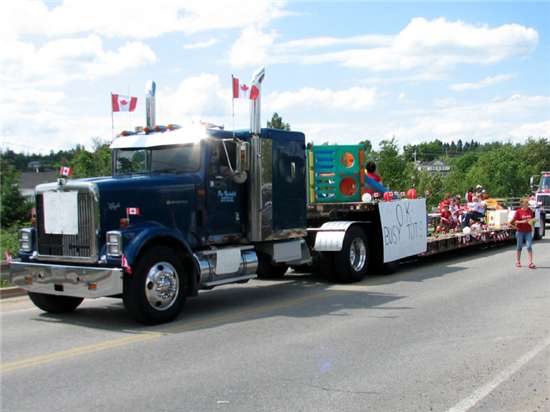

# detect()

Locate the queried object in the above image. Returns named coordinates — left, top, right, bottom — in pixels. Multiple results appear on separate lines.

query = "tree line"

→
left=362, top=137, right=550, bottom=207
left=1, top=113, right=549, bottom=228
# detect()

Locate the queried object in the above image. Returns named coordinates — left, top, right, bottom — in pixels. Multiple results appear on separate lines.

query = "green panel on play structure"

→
left=307, top=145, right=363, bottom=203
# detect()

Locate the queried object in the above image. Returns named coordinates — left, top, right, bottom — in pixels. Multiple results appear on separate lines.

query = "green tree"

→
left=359, top=139, right=372, bottom=154
left=377, top=138, right=409, bottom=191
left=267, top=113, right=290, bottom=130
left=465, top=145, right=524, bottom=197
left=1, top=160, right=31, bottom=227
left=69, top=139, right=112, bottom=178
left=414, top=169, right=445, bottom=209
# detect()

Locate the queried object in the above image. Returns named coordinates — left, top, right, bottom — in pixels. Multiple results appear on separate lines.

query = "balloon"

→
left=361, top=193, right=372, bottom=202
left=383, top=191, right=393, bottom=201
left=407, top=188, right=417, bottom=199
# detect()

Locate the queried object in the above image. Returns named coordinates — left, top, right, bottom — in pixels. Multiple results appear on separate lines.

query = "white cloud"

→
left=1, top=34, right=156, bottom=86
left=510, top=120, right=550, bottom=138
left=2, top=0, right=288, bottom=39
left=384, top=94, right=550, bottom=143
left=183, top=38, right=219, bottom=49
left=159, top=73, right=229, bottom=122
left=267, top=87, right=377, bottom=111
left=229, top=26, right=276, bottom=68
left=230, top=17, right=538, bottom=72
left=275, top=34, right=393, bottom=51
left=450, top=74, right=515, bottom=91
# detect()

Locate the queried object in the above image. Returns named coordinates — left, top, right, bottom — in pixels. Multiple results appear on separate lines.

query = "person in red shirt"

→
left=365, top=161, right=381, bottom=182
left=511, top=198, right=536, bottom=269
left=364, top=161, right=383, bottom=194
left=438, top=206, right=452, bottom=232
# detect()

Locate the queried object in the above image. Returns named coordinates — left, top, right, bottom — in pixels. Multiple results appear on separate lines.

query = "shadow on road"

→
left=30, top=240, right=535, bottom=335
left=33, top=276, right=409, bottom=335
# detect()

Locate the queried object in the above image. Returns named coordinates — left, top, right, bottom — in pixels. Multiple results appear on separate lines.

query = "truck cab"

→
left=10, top=120, right=312, bottom=324
left=532, top=172, right=549, bottom=238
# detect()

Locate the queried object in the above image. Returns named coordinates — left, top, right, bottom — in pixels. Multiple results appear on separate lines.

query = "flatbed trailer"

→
left=306, top=200, right=515, bottom=260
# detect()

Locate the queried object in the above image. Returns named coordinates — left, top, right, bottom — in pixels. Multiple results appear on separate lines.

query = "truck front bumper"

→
left=9, top=261, right=123, bottom=298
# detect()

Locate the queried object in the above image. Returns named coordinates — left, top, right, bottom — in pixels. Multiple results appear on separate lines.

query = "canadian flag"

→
left=59, top=166, right=72, bottom=177
left=121, top=255, right=132, bottom=274
left=232, top=76, right=259, bottom=100
left=126, top=207, right=141, bottom=216
left=111, top=94, right=138, bottom=112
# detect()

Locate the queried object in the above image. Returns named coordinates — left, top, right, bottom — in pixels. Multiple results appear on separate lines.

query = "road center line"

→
left=0, top=290, right=334, bottom=373
left=446, top=334, right=550, bottom=412
left=0, top=332, right=162, bottom=373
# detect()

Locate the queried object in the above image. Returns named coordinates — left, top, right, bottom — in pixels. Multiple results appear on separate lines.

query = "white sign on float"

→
left=378, top=199, right=427, bottom=263
left=43, top=191, right=79, bottom=235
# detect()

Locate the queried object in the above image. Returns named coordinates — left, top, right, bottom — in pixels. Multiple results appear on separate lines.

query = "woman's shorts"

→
left=516, top=231, right=533, bottom=251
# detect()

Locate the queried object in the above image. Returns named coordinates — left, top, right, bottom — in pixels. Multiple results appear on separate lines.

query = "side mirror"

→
left=233, top=141, right=249, bottom=184
left=530, top=175, right=538, bottom=191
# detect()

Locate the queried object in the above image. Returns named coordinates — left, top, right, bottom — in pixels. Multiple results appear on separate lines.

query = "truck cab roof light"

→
left=119, top=130, right=137, bottom=137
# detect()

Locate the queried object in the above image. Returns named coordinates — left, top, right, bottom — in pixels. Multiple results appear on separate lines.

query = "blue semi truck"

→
left=8, top=70, right=515, bottom=324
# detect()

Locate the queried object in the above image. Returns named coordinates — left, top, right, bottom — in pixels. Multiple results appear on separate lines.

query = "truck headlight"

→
left=106, top=231, right=122, bottom=256
left=19, top=229, right=33, bottom=252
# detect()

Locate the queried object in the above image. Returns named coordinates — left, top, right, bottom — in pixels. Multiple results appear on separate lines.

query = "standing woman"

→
left=511, top=198, right=536, bottom=269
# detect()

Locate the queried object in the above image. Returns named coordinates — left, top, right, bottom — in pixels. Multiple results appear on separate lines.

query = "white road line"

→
left=447, top=334, right=550, bottom=412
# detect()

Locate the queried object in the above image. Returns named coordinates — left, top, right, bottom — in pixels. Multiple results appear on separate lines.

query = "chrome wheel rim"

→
left=144, top=261, right=179, bottom=311
left=349, top=238, right=367, bottom=272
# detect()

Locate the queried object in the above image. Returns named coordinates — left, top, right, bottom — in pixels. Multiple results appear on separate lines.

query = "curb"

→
left=0, top=287, right=27, bottom=300
left=0, top=262, right=26, bottom=300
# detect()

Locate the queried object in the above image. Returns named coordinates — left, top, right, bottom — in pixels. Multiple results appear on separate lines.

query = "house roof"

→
left=19, top=171, right=58, bottom=190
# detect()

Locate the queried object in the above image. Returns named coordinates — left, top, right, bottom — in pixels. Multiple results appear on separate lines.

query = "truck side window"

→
left=210, top=141, right=235, bottom=177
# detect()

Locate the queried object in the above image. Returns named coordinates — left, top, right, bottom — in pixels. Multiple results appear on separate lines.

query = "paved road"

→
left=2, top=241, right=549, bottom=412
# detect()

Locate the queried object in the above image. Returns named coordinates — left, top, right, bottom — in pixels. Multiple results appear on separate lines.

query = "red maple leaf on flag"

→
left=240, top=84, right=249, bottom=92
left=120, top=99, right=128, bottom=105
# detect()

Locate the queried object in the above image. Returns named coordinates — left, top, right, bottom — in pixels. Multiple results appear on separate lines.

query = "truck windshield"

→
left=541, top=175, right=550, bottom=190
left=115, top=144, right=200, bottom=175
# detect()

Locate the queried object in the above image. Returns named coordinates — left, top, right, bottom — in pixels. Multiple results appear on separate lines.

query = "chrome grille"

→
left=36, top=191, right=98, bottom=259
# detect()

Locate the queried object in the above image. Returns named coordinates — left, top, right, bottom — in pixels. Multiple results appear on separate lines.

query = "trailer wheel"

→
left=335, top=226, right=369, bottom=283
left=28, top=292, right=83, bottom=314
left=123, top=246, right=187, bottom=325
left=257, top=253, right=289, bottom=279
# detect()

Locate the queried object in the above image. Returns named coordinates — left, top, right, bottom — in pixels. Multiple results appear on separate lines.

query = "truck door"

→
left=205, top=140, right=245, bottom=241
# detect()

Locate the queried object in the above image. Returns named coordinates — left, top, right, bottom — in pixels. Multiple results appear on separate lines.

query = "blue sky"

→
left=1, top=1, right=549, bottom=153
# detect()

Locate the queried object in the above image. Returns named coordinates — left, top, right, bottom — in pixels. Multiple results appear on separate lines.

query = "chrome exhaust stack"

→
left=248, top=67, right=266, bottom=242
left=145, top=80, right=156, bottom=129
left=249, top=67, right=265, bottom=135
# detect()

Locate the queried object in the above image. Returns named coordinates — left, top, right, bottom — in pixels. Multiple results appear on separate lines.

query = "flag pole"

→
left=110, top=93, right=115, bottom=139
left=231, top=75, right=235, bottom=139
left=127, top=84, right=132, bottom=131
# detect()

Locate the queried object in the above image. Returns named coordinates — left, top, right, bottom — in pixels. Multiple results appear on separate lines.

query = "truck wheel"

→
left=28, top=292, right=83, bottom=313
left=123, top=246, right=187, bottom=325
left=257, top=253, right=289, bottom=279
left=335, top=226, right=369, bottom=283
